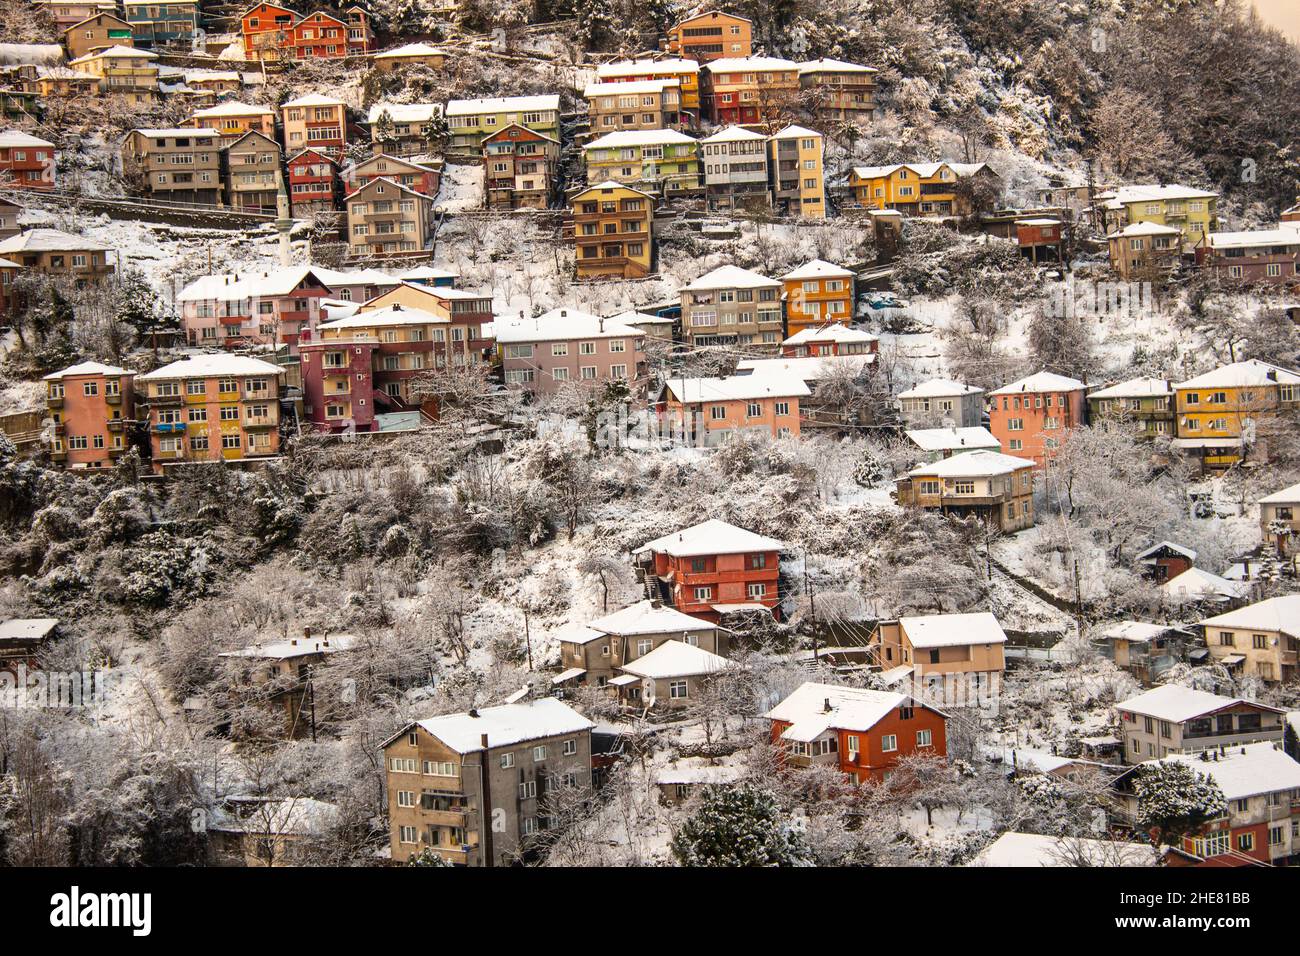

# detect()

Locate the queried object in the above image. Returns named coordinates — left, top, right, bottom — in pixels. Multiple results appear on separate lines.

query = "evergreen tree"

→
left=671, top=784, right=811, bottom=867
left=1133, top=761, right=1227, bottom=846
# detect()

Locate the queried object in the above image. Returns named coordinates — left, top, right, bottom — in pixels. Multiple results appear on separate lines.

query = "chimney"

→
left=651, top=599, right=662, bottom=609
left=290, top=638, right=298, bottom=646
left=481, top=733, right=489, bottom=749
left=392, top=302, right=402, bottom=311
left=304, top=626, right=312, bottom=641
left=469, top=707, right=479, bottom=718
left=823, top=697, right=832, bottom=713
left=560, top=309, right=567, bottom=317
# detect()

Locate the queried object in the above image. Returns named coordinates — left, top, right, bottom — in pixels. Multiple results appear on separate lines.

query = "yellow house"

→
left=768, top=125, right=825, bottom=218
left=780, top=259, right=853, bottom=335
left=1098, top=184, right=1218, bottom=251
left=595, top=58, right=701, bottom=119
left=67, top=44, right=158, bottom=104
left=186, top=100, right=277, bottom=145
left=569, top=181, right=655, bottom=280
left=1172, top=359, right=1300, bottom=469
left=848, top=161, right=995, bottom=217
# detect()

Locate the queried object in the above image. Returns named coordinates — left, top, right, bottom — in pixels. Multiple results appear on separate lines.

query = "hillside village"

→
left=0, top=0, right=1299, bottom=878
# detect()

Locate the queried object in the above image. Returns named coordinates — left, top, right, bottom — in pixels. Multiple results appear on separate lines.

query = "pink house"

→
left=495, top=308, right=649, bottom=395
left=177, top=266, right=334, bottom=351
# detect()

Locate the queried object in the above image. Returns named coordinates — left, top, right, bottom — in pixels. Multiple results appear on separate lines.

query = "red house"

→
left=988, top=370, right=1087, bottom=469
left=634, top=519, right=783, bottom=622
left=290, top=11, right=349, bottom=59
left=766, top=682, right=949, bottom=783
left=240, top=2, right=297, bottom=60
left=0, top=131, right=56, bottom=191
left=287, top=148, right=338, bottom=217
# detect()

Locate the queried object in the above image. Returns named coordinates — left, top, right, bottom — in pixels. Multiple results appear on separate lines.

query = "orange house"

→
left=666, top=10, right=752, bottom=62
left=44, top=361, right=135, bottom=469
left=988, top=370, right=1087, bottom=468
left=657, top=371, right=809, bottom=444
left=766, top=682, right=948, bottom=783
left=241, top=2, right=297, bottom=60
left=780, top=259, right=855, bottom=335
left=634, top=518, right=783, bottom=622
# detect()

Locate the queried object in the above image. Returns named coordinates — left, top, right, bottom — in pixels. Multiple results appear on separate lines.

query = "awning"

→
left=711, top=602, right=770, bottom=614
left=1219, top=654, right=1246, bottom=665
left=551, top=667, right=586, bottom=685
left=1170, top=437, right=1244, bottom=450
left=608, top=674, right=638, bottom=687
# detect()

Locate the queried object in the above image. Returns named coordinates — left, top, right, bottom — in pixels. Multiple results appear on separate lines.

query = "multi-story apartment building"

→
left=768, top=125, right=825, bottom=218
left=1198, top=595, right=1300, bottom=685
left=67, top=45, right=159, bottom=105
left=1116, top=685, right=1285, bottom=764
left=122, top=0, right=199, bottom=49
left=281, top=92, right=346, bottom=159
left=703, top=56, right=799, bottom=124
left=357, top=282, right=492, bottom=358
left=286, top=147, right=338, bottom=217
left=31, top=0, right=116, bottom=29
left=583, top=128, right=701, bottom=196
left=121, top=127, right=221, bottom=204
left=1106, top=221, right=1183, bottom=281
left=700, top=125, right=769, bottom=211
left=1196, top=226, right=1300, bottom=286
left=781, top=260, right=853, bottom=335
left=44, top=361, right=135, bottom=469
left=187, top=100, right=276, bottom=145
left=63, top=12, right=134, bottom=60
left=796, top=58, right=878, bottom=124
left=176, top=266, right=334, bottom=349
left=870, top=613, right=1008, bottom=705
left=483, top=124, right=558, bottom=210
left=1086, top=377, right=1175, bottom=439
left=767, top=682, right=948, bottom=783
left=657, top=370, right=808, bottom=445
left=781, top=322, right=877, bottom=358
left=340, top=4, right=373, bottom=54
left=1098, top=183, right=1219, bottom=251
left=584, top=79, right=683, bottom=134
left=367, top=102, right=442, bottom=158
left=289, top=11, right=352, bottom=59
left=557, top=600, right=724, bottom=688
left=679, top=264, right=783, bottom=349
left=383, top=698, right=594, bottom=865
left=988, top=370, right=1087, bottom=468
left=596, top=59, right=701, bottom=123
left=0, top=228, right=114, bottom=281
left=1115, top=743, right=1300, bottom=866
left=1172, top=360, right=1300, bottom=469
left=240, top=2, right=298, bottom=61
left=634, top=518, right=784, bottom=621
left=495, top=308, right=647, bottom=395
left=445, top=95, right=561, bottom=154
left=848, top=161, right=1000, bottom=217
left=569, top=181, right=654, bottom=280
left=138, top=354, right=283, bottom=471
left=223, top=129, right=281, bottom=214
left=371, top=42, right=449, bottom=73
left=665, top=10, right=752, bottom=62
left=895, top=450, right=1036, bottom=532
left=0, top=130, right=55, bottom=190
left=346, top=153, right=440, bottom=197
left=345, top=178, right=435, bottom=256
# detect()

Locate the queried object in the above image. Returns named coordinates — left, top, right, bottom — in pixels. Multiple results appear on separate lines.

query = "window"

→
left=669, top=680, right=688, bottom=699
left=500, top=752, right=515, bottom=769
left=562, top=739, right=577, bottom=756
left=1238, top=833, right=1254, bottom=853
left=518, top=780, right=537, bottom=799
left=747, top=583, right=766, bottom=599
left=693, top=586, right=713, bottom=601
left=397, top=790, right=416, bottom=807
left=881, top=734, right=897, bottom=753
left=390, top=758, right=417, bottom=773
left=916, top=729, right=932, bottom=747
left=1194, top=831, right=1229, bottom=857
left=846, top=735, right=859, bottom=755
left=423, top=760, right=456, bottom=776
left=533, top=745, right=547, bottom=761
left=398, top=825, right=418, bottom=844
left=774, top=401, right=789, bottom=416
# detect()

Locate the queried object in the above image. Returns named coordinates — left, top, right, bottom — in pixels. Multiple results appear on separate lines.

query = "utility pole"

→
left=523, top=606, right=533, bottom=670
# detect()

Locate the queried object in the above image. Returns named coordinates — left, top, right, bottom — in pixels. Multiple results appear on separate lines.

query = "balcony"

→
left=154, top=421, right=185, bottom=433
left=47, top=396, right=63, bottom=409
left=244, top=417, right=277, bottom=429
left=106, top=392, right=122, bottom=406
left=151, top=393, right=184, bottom=407
left=107, top=418, right=125, bottom=432
left=49, top=449, right=67, bottom=461
left=108, top=446, right=127, bottom=459
left=422, top=808, right=467, bottom=828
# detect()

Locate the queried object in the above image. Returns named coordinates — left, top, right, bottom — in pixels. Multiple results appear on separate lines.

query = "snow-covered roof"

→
left=587, top=600, right=716, bottom=638
left=177, top=266, right=332, bottom=303
left=373, top=42, right=448, bottom=59
left=766, top=681, right=933, bottom=743
left=596, top=58, right=699, bottom=78
left=904, top=426, right=1001, bottom=453
left=494, top=308, right=645, bottom=344
left=852, top=161, right=989, bottom=181
left=69, top=45, right=155, bottom=64
left=782, top=322, right=876, bottom=346
left=1175, top=359, right=1300, bottom=390
left=1096, top=621, right=1178, bottom=644
left=899, top=612, right=1008, bottom=649
left=636, top=518, right=783, bottom=557
left=584, top=128, right=696, bottom=150
left=780, top=259, right=853, bottom=281
left=898, top=378, right=983, bottom=400
left=408, top=698, right=594, bottom=754
left=735, top=354, right=875, bottom=382
left=0, top=130, right=54, bottom=148
left=0, top=43, right=64, bottom=67
left=0, top=618, right=58, bottom=643
left=797, top=57, right=877, bottom=75
left=0, top=229, right=109, bottom=253
left=1088, top=377, right=1173, bottom=399
left=219, top=634, right=355, bottom=661
left=445, top=94, right=560, bottom=116
left=1117, top=684, right=1280, bottom=723
left=1155, top=743, right=1300, bottom=801
left=318, top=304, right=449, bottom=331
left=572, top=180, right=656, bottom=200
left=1259, top=482, right=1300, bottom=505
left=282, top=92, right=345, bottom=107
left=989, top=370, right=1087, bottom=395
left=1160, top=567, right=1248, bottom=603
left=607, top=309, right=672, bottom=327
left=1100, top=184, right=1218, bottom=204
left=209, top=797, right=338, bottom=837
left=906, top=449, right=1034, bottom=478
left=131, top=127, right=222, bottom=140
left=43, top=361, right=132, bottom=380
left=655, top=764, right=744, bottom=785
left=1135, top=540, right=1197, bottom=562
left=700, top=125, right=767, bottom=143
left=190, top=100, right=272, bottom=117
left=706, top=56, right=798, bottom=72
left=682, top=264, right=778, bottom=290
left=971, top=832, right=1158, bottom=868
left=664, top=370, right=811, bottom=403
left=1106, top=220, right=1183, bottom=239
left=619, top=640, right=732, bottom=680
left=769, top=124, right=820, bottom=141
left=138, top=354, right=283, bottom=381
left=583, top=78, right=679, bottom=97
left=367, top=102, right=441, bottom=124
left=1200, top=594, right=1300, bottom=636
left=1205, top=228, right=1300, bottom=250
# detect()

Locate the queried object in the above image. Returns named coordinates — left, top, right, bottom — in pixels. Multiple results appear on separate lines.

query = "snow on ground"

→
left=435, top=163, right=484, bottom=213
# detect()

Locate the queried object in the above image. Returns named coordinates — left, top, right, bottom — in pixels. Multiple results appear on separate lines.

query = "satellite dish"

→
left=642, top=678, right=655, bottom=707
